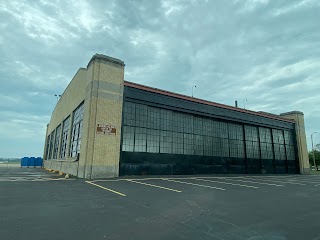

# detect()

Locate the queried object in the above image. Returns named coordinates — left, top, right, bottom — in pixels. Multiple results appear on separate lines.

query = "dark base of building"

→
left=120, top=152, right=300, bottom=176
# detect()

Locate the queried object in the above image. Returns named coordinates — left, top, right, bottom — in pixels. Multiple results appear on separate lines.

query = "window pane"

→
left=53, top=125, right=61, bottom=159
left=261, top=142, right=273, bottom=159
left=274, top=144, right=286, bottom=160
left=160, top=130, right=173, bottom=154
left=122, top=126, right=134, bottom=152
left=134, top=127, right=147, bottom=152
left=160, top=109, right=173, bottom=131
left=213, top=121, right=228, bottom=139
left=48, top=130, right=55, bottom=159
left=229, top=139, right=245, bottom=158
left=193, top=116, right=203, bottom=135
left=172, top=132, right=183, bottom=154
left=203, top=118, right=213, bottom=136
left=194, top=134, right=203, bottom=156
left=272, top=129, right=284, bottom=144
left=203, top=136, right=213, bottom=156
left=244, top=125, right=258, bottom=142
left=183, top=114, right=193, bottom=134
left=228, top=123, right=243, bottom=140
left=172, top=112, right=184, bottom=133
left=69, top=102, right=84, bottom=157
left=183, top=133, right=193, bottom=155
left=147, top=129, right=160, bottom=153
left=135, top=104, right=148, bottom=128
left=45, top=134, right=51, bottom=160
left=246, top=141, right=260, bottom=159
left=284, top=130, right=294, bottom=145
left=286, top=145, right=296, bottom=160
left=245, top=125, right=260, bottom=159
left=147, top=106, right=160, bottom=129
left=60, top=116, right=70, bottom=158
left=123, top=102, right=136, bottom=126
left=259, top=127, right=272, bottom=143
left=213, top=137, right=229, bottom=157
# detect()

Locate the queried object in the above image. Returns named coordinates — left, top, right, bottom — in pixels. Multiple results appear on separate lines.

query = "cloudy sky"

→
left=0, top=0, right=319, bottom=157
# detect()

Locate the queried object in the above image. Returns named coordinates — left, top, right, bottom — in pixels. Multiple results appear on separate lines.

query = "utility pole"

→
left=311, top=132, right=318, bottom=171
left=243, top=98, right=248, bottom=109
left=192, top=85, right=196, bottom=98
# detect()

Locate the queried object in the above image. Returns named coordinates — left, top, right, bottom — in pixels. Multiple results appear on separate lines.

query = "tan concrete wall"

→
left=44, top=54, right=125, bottom=179
left=43, top=68, right=88, bottom=175
left=78, top=56, right=124, bottom=179
left=280, top=111, right=310, bottom=174
left=47, top=68, right=87, bottom=133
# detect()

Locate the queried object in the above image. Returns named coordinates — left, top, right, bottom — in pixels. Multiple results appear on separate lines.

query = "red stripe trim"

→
left=123, top=81, right=295, bottom=123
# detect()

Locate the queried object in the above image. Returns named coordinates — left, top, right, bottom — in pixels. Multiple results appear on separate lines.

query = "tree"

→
left=308, top=150, right=320, bottom=168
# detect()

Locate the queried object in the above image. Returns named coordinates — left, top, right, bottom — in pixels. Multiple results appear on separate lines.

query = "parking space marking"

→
left=126, top=179, right=182, bottom=193
left=264, top=178, right=320, bottom=184
left=85, top=181, right=126, bottom=197
left=91, top=179, right=122, bottom=182
left=260, top=176, right=320, bottom=183
left=162, top=179, right=226, bottom=191
left=221, top=178, right=284, bottom=187
left=0, top=177, right=74, bottom=182
left=286, top=179, right=320, bottom=184
left=194, top=178, right=259, bottom=188
left=238, top=177, right=306, bottom=186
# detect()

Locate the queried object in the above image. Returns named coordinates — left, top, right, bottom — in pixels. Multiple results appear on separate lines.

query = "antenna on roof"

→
left=243, top=98, right=248, bottom=109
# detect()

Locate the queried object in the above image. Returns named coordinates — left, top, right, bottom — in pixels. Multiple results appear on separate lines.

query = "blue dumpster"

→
left=35, top=157, right=43, bottom=167
left=29, top=157, right=35, bottom=167
left=21, top=157, right=43, bottom=168
left=21, top=157, right=29, bottom=167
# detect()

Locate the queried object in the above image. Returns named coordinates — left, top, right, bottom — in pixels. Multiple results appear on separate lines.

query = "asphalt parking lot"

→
left=1, top=168, right=320, bottom=240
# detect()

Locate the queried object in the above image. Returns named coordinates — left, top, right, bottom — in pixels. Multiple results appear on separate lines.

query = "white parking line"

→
left=126, top=179, right=182, bottom=193
left=0, top=177, right=74, bottom=182
left=221, top=178, right=284, bottom=187
left=162, top=179, right=226, bottom=191
left=238, top=177, right=306, bottom=186
left=259, top=176, right=320, bottom=183
left=285, top=179, right=320, bottom=184
left=194, top=178, right=259, bottom=188
left=262, top=177, right=320, bottom=184
left=85, top=181, right=126, bottom=197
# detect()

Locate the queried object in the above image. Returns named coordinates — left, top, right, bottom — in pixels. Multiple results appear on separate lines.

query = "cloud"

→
left=0, top=0, right=319, bottom=157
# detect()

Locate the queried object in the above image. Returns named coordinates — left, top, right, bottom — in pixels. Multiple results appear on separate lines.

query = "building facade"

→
left=43, top=54, right=310, bottom=179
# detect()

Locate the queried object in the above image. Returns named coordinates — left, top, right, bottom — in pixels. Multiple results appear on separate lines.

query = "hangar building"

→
left=43, top=54, right=310, bottom=179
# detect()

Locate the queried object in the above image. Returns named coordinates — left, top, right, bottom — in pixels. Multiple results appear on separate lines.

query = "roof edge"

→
left=123, top=81, right=296, bottom=124
left=280, top=111, right=304, bottom=116
left=87, top=54, right=125, bottom=68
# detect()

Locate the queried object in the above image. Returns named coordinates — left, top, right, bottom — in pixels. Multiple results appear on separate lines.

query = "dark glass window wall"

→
left=45, top=102, right=85, bottom=160
left=122, top=101, right=297, bottom=172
